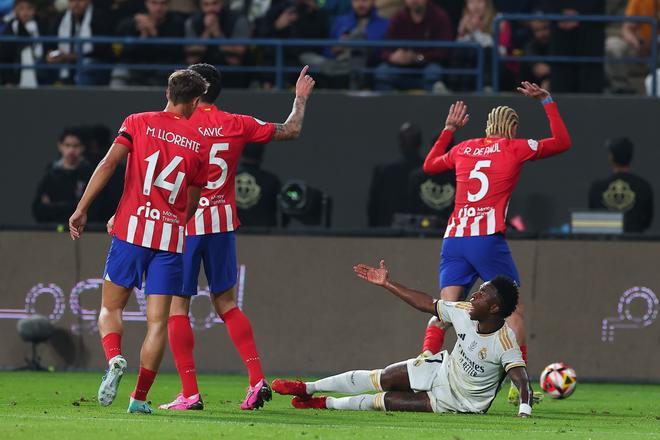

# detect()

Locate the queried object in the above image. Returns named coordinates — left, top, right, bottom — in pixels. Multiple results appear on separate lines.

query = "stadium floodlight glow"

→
left=277, top=180, right=332, bottom=228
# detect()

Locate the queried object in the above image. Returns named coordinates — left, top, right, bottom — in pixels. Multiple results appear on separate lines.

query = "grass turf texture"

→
left=1, top=372, right=659, bottom=439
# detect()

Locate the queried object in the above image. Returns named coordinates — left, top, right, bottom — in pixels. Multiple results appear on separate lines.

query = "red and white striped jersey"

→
left=185, top=105, right=275, bottom=236
left=423, top=102, right=571, bottom=238
left=112, top=111, right=209, bottom=253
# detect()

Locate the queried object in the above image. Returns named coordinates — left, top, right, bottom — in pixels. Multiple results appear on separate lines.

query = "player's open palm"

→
left=69, top=210, right=87, bottom=240
left=517, top=81, right=549, bottom=101
left=295, top=65, right=315, bottom=99
left=353, top=260, right=389, bottom=286
left=445, top=100, right=470, bottom=132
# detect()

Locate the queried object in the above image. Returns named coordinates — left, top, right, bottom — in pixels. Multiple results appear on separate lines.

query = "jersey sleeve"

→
left=434, top=300, right=472, bottom=326
left=513, top=102, right=571, bottom=163
left=499, top=328, right=526, bottom=372
left=423, top=130, right=457, bottom=174
left=114, top=114, right=137, bottom=151
left=239, top=114, right=276, bottom=143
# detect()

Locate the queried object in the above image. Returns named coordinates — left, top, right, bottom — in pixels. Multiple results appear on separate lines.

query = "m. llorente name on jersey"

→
left=146, top=126, right=201, bottom=152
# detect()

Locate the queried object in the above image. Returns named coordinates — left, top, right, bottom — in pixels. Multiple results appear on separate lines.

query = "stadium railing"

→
left=0, top=36, right=485, bottom=91
left=492, top=13, right=658, bottom=94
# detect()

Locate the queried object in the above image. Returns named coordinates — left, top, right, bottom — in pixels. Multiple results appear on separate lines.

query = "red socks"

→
left=168, top=315, right=199, bottom=398
left=101, top=332, right=121, bottom=362
left=221, top=307, right=264, bottom=387
left=132, top=367, right=157, bottom=401
left=520, top=345, right=528, bottom=364
left=422, top=326, right=445, bottom=354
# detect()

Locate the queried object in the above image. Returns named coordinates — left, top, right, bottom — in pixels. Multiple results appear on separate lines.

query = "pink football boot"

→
left=158, top=393, right=204, bottom=410
left=240, top=379, right=272, bottom=410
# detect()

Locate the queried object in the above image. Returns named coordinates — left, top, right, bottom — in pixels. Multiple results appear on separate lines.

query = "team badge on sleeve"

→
left=527, top=139, right=538, bottom=151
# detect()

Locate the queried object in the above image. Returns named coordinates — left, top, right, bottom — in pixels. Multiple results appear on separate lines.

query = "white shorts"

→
left=405, top=350, right=471, bottom=413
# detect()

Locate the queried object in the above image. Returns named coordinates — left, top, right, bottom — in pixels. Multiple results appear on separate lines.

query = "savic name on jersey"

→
left=112, top=112, right=209, bottom=253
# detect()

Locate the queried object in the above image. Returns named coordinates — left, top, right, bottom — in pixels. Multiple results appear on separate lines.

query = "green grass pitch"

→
left=1, top=372, right=659, bottom=439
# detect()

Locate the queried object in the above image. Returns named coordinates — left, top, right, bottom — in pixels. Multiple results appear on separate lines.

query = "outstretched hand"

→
left=517, top=81, right=550, bottom=101
left=444, top=100, right=470, bottom=132
left=353, top=260, right=389, bottom=286
left=295, top=65, right=316, bottom=99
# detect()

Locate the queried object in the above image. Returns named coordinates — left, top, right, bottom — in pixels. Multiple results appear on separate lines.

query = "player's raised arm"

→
left=353, top=260, right=436, bottom=314
left=69, top=143, right=129, bottom=240
left=423, top=101, right=469, bottom=175
left=271, top=65, right=316, bottom=141
left=507, top=366, right=533, bottom=418
left=517, top=81, right=571, bottom=159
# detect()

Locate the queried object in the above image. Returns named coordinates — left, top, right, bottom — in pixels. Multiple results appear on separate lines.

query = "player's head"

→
left=398, top=121, right=422, bottom=158
left=607, top=137, right=634, bottom=168
left=166, top=69, right=209, bottom=118
left=188, top=63, right=222, bottom=104
left=469, top=275, right=519, bottom=321
left=485, top=106, right=518, bottom=139
left=58, top=127, right=85, bottom=166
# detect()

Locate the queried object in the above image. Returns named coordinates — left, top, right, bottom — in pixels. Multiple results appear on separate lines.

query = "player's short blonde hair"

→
left=485, top=106, right=519, bottom=139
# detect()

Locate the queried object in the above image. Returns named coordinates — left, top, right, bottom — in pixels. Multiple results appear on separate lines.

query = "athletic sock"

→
left=168, top=315, right=199, bottom=398
left=306, top=370, right=382, bottom=394
left=221, top=307, right=264, bottom=387
left=520, top=345, right=528, bottom=364
left=101, top=332, right=121, bottom=362
left=132, top=367, right=157, bottom=401
left=326, top=393, right=387, bottom=411
left=422, top=326, right=445, bottom=354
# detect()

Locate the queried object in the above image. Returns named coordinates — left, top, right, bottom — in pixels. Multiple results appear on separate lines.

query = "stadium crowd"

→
left=0, top=0, right=657, bottom=93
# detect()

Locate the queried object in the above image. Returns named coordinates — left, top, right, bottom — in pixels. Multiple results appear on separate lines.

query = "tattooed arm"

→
left=272, top=65, right=316, bottom=141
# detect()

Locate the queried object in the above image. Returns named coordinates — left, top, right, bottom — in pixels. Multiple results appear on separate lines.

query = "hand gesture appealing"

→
left=517, top=81, right=550, bottom=101
left=69, top=209, right=87, bottom=240
left=295, top=65, right=315, bottom=99
left=444, top=100, right=470, bottom=132
left=353, top=260, right=389, bottom=286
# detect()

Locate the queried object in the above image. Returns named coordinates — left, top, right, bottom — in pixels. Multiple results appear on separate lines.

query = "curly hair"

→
left=188, top=63, right=222, bottom=103
left=489, top=275, right=519, bottom=318
left=485, top=106, right=519, bottom=139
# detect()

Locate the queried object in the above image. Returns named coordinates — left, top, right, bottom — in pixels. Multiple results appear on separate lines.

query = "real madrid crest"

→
left=420, top=180, right=455, bottom=211
left=478, top=347, right=488, bottom=360
left=602, top=179, right=636, bottom=212
left=235, top=172, right=262, bottom=209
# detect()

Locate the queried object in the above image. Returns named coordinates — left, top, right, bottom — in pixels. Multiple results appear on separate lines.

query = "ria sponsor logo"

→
left=136, top=202, right=162, bottom=220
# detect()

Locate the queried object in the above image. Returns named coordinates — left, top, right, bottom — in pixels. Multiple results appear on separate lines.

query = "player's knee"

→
left=169, top=296, right=190, bottom=316
left=212, top=287, right=237, bottom=315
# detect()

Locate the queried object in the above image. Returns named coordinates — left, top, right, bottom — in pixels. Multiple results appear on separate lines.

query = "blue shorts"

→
left=103, top=237, right=183, bottom=295
left=439, top=234, right=520, bottom=295
left=182, top=232, right=238, bottom=296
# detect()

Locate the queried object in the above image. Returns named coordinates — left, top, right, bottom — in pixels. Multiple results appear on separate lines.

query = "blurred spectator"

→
left=0, top=0, right=44, bottom=87
left=227, top=0, right=271, bottom=26
left=539, top=0, right=605, bottom=93
left=320, top=0, right=388, bottom=88
left=367, top=122, right=423, bottom=226
left=45, top=0, right=114, bottom=86
left=32, top=127, right=93, bottom=223
left=321, top=0, right=352, bottom=21
left=449, top=0, right=513, bottom=91
left=375, top=0, right=402, bottom=19
left=374, top=0, right=452, bottom=92
left=259, top=0, right=329, bottom=84
left=520, top=18, right=550, bottom=90
left=0, top=0, right=13, bottom=20
left=588, top=137, right=653, bottom=233
left=114, top=0, right=185, bottom=86
left=606, top=0, right=657, bottom=94
left=170, top=0, right=199, bottom=13
left=406, top=133, right=455, bottom=224
left=433, top=0, right=464, bottom=36
left=185, top=0, right=250, bottom=87
left=235, top=143, right=281, bottom=227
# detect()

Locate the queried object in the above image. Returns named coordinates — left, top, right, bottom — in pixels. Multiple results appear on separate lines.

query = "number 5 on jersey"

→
left=467, top=160, right=491, bottom=202
left=207, top=143, right=229, bottom=190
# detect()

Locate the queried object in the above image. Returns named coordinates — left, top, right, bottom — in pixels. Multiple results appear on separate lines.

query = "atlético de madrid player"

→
left=419, top=82, right=571, bottom=403
left=156, top=64, right=316, bottom=411
left=69, top=70, right=210, bottom=414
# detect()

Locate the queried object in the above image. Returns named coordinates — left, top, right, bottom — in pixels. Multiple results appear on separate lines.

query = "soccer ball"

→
left=539, top=362, right=577, bottom=399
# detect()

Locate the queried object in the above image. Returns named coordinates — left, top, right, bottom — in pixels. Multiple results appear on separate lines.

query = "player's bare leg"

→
left=212, top=287, right=271, bottom=410
left=160, top=295, right=204, bottom=410
left=97, top=280, right=131, bottom=407
left=276, top=362, right=432, bottom=412
left=128, top=294, right=172, bottom=414
left=422, top=285, right=464, bottom=355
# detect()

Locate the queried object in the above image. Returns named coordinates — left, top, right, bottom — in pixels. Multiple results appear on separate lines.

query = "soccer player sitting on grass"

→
left=273, top=261, right=534, bottom=417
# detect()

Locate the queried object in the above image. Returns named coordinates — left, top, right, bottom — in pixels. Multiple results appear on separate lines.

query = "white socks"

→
left=306, top=370, right=382, bottom=395
left=326, top=393, right=387, bottom=411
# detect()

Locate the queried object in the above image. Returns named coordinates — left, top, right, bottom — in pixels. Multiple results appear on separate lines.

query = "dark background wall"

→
left=1, top=232, right=659, bottom=381
left=2, top=89, right=660, bottom=232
